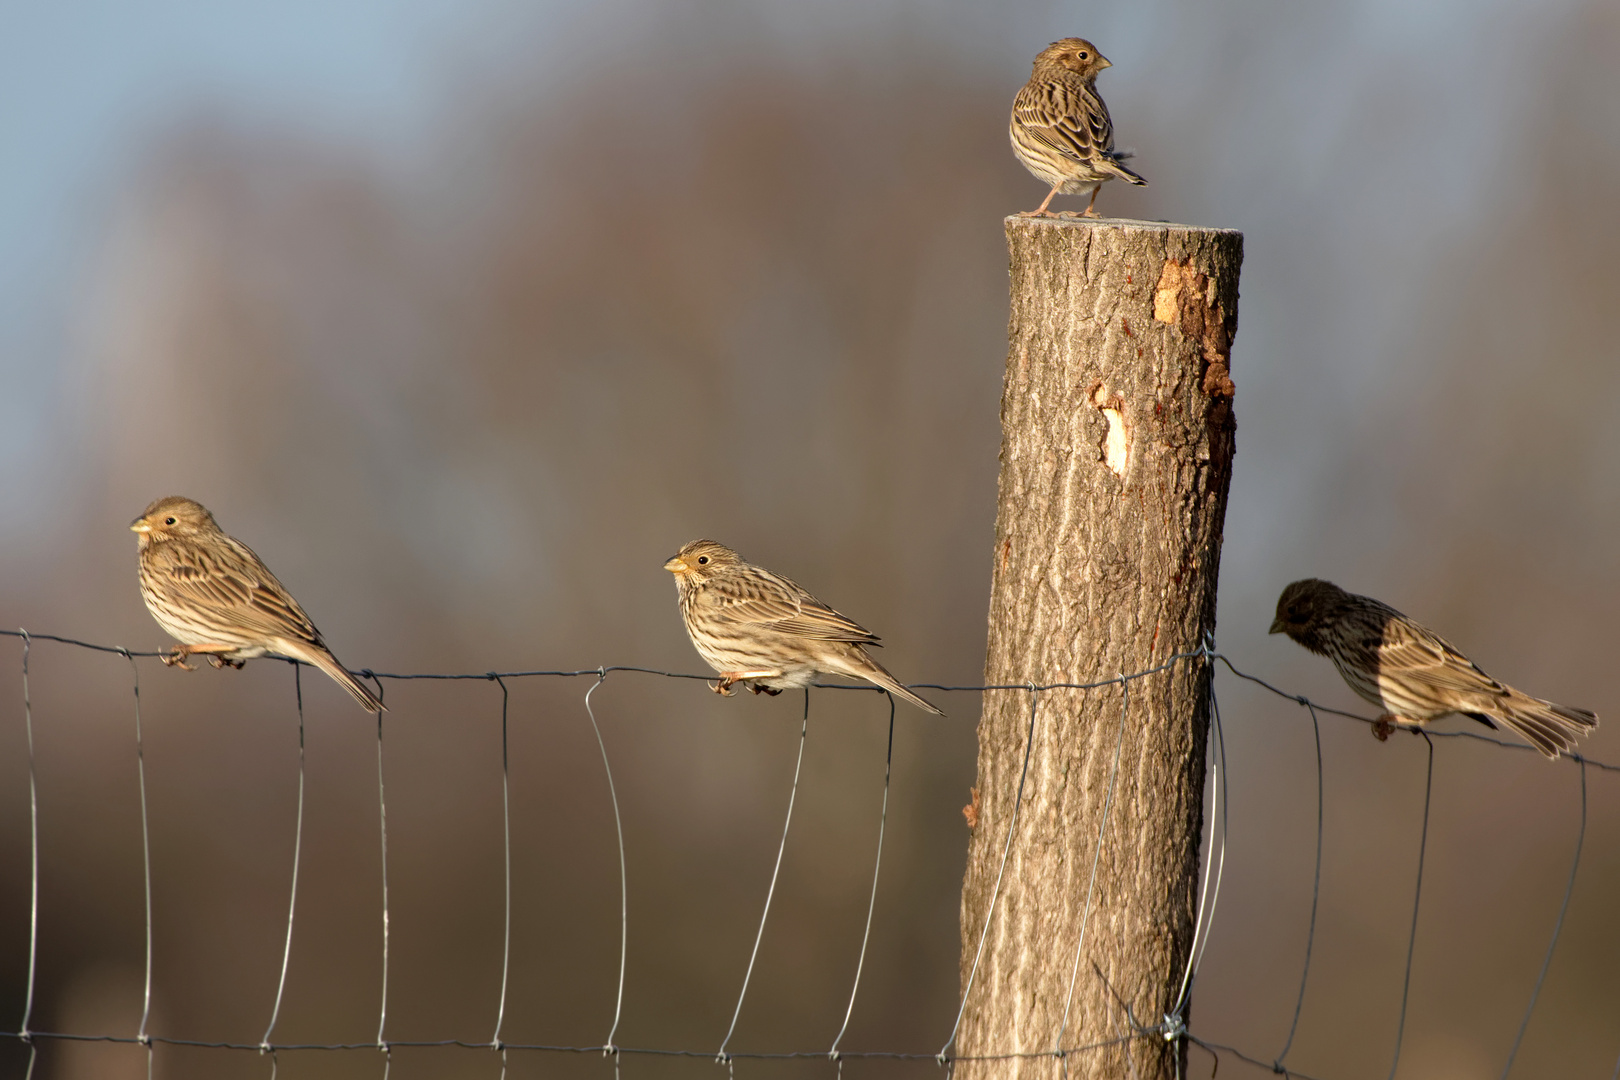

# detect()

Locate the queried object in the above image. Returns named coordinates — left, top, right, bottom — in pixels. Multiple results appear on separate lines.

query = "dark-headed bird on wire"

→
left=131, top=496, right=385, bottom=713
left=664, top=539, right=943, bottom=715
left=1270, top=578, right=1594, bottom=759
left=1010, top=37, right=1147, bottom=218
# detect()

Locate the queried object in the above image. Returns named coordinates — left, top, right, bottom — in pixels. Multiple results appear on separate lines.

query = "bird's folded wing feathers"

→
left=710, top=573, right=881, bottom=644
left=1014, top=81, right=1113, bottom=160
left=1377, top=625, right=1506, bottom=696
left=154, top=541, right=325, bottom=647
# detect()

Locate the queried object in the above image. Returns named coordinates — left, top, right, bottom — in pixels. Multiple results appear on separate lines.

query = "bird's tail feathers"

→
left=1101, top=153, right=1148, bottom=185
left=1492, top=696, right=1595, bottom=759
left=843, top=653, right=944, bottom=716
left=277, top=640, right=386, bottom=713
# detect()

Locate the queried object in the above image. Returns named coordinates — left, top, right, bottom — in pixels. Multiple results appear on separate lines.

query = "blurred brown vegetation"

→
left=1, top=2, right=1619, bottom=1078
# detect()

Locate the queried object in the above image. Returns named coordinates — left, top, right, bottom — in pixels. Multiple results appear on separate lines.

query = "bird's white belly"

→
left=1059, top=177, right=1104, bottom=195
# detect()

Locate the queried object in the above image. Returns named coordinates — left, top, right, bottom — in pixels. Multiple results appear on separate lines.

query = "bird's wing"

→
left=1013, top=79, right=1114, bottom=161
left=153, top=538, right=325, bottom=647
left=707, top=568, right=882, bottom=645
left=1375, top=618, right=1508, bottom=699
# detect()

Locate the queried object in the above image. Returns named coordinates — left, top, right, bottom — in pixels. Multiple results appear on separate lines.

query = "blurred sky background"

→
left=1, top=0, right=1618, bottom=1077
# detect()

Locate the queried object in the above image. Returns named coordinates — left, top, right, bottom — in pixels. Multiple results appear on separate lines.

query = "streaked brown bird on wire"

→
left=1011, top=38, right=1147, bottom=218
left=1270, top=578, right=1595, bottom=759
left=131, top=496, right=385, bottom=713
left=664, top=539, right=943, bottom=715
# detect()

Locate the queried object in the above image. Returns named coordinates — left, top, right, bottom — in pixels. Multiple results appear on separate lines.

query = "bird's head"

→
left=130, top=496, right=221, bottom=548
left=664, top=539, right=743, bottom=587
left=1269, top=578, right=1348, bottom=649
left=1034, top=38, right=1111, bottom=80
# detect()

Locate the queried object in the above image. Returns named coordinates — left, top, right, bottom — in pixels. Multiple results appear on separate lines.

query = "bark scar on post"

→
left=1154, top=259, right=1236, bottom=399
left=1091, top=383, right=1130, bottom=478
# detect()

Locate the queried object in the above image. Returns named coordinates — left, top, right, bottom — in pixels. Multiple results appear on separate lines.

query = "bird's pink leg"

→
left=1081, top=186, right=1101, bottom=218
left=1019, top=184, right=1062, bottom=218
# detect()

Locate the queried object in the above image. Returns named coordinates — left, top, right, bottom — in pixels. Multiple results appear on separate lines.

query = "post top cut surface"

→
left=1004, top=215, right=1242, bottom=239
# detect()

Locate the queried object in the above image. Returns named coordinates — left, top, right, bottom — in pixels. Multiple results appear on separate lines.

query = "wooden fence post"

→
left=952, top=217, right=1242, bottom=1079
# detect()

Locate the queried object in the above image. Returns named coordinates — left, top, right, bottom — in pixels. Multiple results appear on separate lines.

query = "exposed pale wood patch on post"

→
left=1155, top=259, right=1236, bottom=399
left=1091, top=383, right=1130, bottom=478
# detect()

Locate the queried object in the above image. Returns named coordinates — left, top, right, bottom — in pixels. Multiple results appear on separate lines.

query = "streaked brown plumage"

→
left=131, top=496, right=384, bottom=713
left=664, top=539, right=943, bottom=715
left=1270, top=578, right=1595, bottom=758
left=1011, top=38, right=1147, bottom=218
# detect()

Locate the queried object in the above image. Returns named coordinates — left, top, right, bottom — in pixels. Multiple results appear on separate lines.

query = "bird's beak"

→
left=663, top=556, right=685, bottom=574
left=1267, top=618, right=1284, bottom=635
left=1098, top=55, right=1112, bottom=69
left=130, top=518, right=151, bottom=534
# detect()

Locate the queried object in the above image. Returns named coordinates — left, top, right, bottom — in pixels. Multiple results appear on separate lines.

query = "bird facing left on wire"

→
left=1270, top=578, right=1594, bottom=758
left=665, top=539, right=943, bottom=715
left=131, top=496, right=385, bottom=713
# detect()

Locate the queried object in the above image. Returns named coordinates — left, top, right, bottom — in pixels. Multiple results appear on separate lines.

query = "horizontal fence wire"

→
left=1, top=627, right=1612, bottom=1079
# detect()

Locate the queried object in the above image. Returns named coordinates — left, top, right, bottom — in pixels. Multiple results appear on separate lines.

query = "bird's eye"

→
left=164, top=517, right=177, bottom=525
left=697, top=556, right=709, bottom=564
left=1076, top=51, right=1089, bottom=60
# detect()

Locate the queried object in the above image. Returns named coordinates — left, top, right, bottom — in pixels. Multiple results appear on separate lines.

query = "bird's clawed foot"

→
left=1372, top=714, right=1402, bottom=742
left=1021, top=185, right=1062, bottom=218
left=748, top=684, right=783, bottom=696
left=163, top=645, right=240, bottom=671
left=712, top=671, right=783, bottom=697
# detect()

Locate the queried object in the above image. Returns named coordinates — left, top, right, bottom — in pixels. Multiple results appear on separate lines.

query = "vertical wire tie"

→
left=1274, top=700, right=1324, bottom=1069
left=261, top=663, right=307, bottom=1053
left=717, top=688, right=811, bottom=1062
left=829, top=693, right=897, bottom=1058
left=584, top=668, right=629, bottom=1054
left=374, top=678, right=391, bottom=1053
left=1167, top=661, right=1229, bottom=1039
left=118, top=648, right=156, bottom=1057
left=17, top=631, right=38, bottom=1048
left=491, top=674, right=513, bottom=1053
left=1499, top=754, right=1587, bottom=1078
left=1386, top=732, right=1435, bottom=1080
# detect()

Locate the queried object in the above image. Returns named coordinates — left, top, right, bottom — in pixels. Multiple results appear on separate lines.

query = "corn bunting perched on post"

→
left=131, top=496, right=385, bottom=713
left=1011, top=38, right=1147, bottom=218
left=664, top=539, right=943, bottom=715
left=1271, top=578, right=1594, bottom=758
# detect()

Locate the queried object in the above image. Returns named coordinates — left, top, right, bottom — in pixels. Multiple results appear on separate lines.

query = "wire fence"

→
left=0, top=627, right=1613, bottom=1080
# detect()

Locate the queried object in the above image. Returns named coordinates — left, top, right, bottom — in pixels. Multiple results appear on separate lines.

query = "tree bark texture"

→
left=954, top=217, right=1241, bottom=1079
